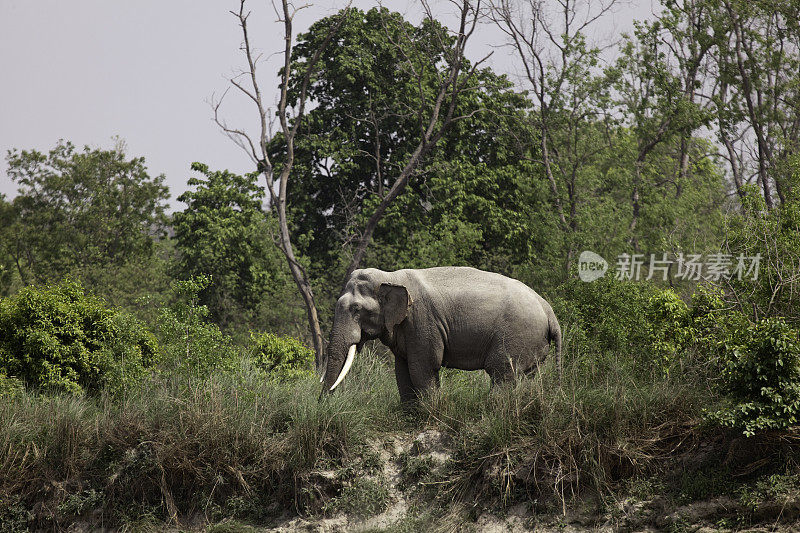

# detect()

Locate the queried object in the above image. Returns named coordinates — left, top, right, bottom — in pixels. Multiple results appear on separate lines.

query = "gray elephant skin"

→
left=321, top=267, right=562, bottom=402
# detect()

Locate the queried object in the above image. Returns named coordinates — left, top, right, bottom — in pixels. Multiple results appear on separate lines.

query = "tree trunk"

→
left=727, top=0, right=774, bottom=208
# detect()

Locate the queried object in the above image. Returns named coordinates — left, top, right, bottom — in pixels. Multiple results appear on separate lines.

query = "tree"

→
left=213, top=0, right=350, bottom=364
left=363, top=155, right=549, bottom=275
left=4, top=140, right=169, bottom=288
left=713, top=0, right=800, bottom=206
left=214, top=0, right=487, bottom=365
left=492, top=0, right=728, bottom=270
left=610, top=17, right=714, bottom=251
left=491, top=0, right=620, bottom=272
left=334, top=1, right=490, bottom=282
left=0, top=195, right=18, bottom=295
left=172, top=163, right=303, bottom=333
left=643, top=0, right=800, bottom=208
left=279, top=7, right=532, bottom=282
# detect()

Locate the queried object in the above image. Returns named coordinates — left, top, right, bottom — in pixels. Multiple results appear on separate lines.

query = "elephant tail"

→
left=546, top=306, right=562, bottom=382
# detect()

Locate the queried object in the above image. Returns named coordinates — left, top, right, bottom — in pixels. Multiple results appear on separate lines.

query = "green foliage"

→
left=155, top=275, right=237, bottom=378
left=554, top=277, right=739, bottom=380
left=738, top=473, right=800, bottom=514
left=0, top=279, right=157, bottom=395
left=726, top=181, right=800, bottom=325
left=280, top=7, right=535, bottom=290
left=56, top=489, right=102, bottom=517
left=172, top=163, right=303, bottom=333
left=555, top=276, right=661, bottom=357
left=646, top=284, right=735, bottom=373
left=0, top=494, right=32, bottom=533
left=687, top=284, right=736, bottom=354
left=249, top=332, right=314, bottom=382
left=4, top=140, right=169, bottom=287
left=366, top=157, right=544, bottom=274
left=398, top=453, right=435, bottom=491
left=709, top=317, right=800, bottom=436
left=323, top=477, right=391, bottom=518
left=0, top=195, right=18, bottom=297
left=0, top=372, right=23, bottom=399
left=674, top=466, right=733, bottom=504
left=646, top=289, right=692, bottom=371
left=206, top=520, right=259, bottom=533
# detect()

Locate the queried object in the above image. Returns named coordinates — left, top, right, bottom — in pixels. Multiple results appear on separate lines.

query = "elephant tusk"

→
left=330, top=344, right=356, bottom=391
left=319, top=353, right=328, bottom=383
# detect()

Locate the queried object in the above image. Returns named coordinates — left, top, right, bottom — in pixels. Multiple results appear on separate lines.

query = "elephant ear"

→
left=377, top=283, right=411, bottom=331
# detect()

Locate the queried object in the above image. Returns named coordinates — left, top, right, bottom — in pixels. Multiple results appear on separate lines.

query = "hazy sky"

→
left=0, top=0, right=655, bottom=210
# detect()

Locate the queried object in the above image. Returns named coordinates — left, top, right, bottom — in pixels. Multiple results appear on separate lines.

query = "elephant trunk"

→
left=321, top=310, right=361, bottom=393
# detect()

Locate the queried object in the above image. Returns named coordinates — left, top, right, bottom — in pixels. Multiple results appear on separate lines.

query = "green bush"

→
left=0, top=279, right=157, bottom=395
left=0, top=494, right=32, bottom=533
left=708, top=317, right=800, bottom=436
left=0, top=372, right=23, bottom=399
left=250, top=332, right=314, bottom=382
left=155, top=276, right=238, bottom=377
left=725, top=182, right=800, bottom=326
left=555, top=276, right=661, bottom=356
left=646, top=284, right=737, bottom=374
left=646, top=288, right=692, bottom=372
left=322, top=477, right=391, bottom=518
left=687, top=285, right=729, bottom=346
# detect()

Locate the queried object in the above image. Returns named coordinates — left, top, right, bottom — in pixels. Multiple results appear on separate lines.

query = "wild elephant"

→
left=321, top=267, right=562, bottom=402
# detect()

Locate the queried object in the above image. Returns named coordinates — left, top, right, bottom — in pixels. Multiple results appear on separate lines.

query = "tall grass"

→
left=419, top=348, right=714, bottom=509
left=0, top=341, right=716, bottom=528
left=0, top=346, right=404, bottom=527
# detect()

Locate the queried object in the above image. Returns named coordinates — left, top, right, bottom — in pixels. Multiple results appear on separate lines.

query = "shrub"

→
left=725, top=181, right=800, bottom=326
left=0, top=279, right=157, bottom=394
left=0, top=494, right=32, bottom=533
left=646, top=284, right=738, bottom=374
left=555, top=276, right=661, bottom=357
left=155, top=276, right=238, bottom=377
left=687, top=284, right=730, bottom=347
left=708, top=317, right=800, bottom=436
left=646, top=288, right=692, bottom=372
left=322, top=477, right=391, bottom=518
left=250, top=332, right=314, bottom=382
left=0, top=372, right=23, bottom=399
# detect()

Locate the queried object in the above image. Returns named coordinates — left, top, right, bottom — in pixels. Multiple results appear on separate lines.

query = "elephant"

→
left=320, top=267, right=562, bottom=402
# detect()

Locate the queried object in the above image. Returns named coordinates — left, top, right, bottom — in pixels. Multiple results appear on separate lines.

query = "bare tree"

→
left=664, top=0, right=800, bottom=208
left=714, top=0, right=800, bottom=208
left=213, top=0, right=350, bottom=366
left=490, top=0, right=617, bottom=267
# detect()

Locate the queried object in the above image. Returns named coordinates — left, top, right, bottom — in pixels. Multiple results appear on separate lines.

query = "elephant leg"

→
left=484, top=344, right=518, bottom=387
left=394, top=356, right=417, bottom=404
left=394, top=334, right=442, bottom=400
left=408, top=364, right=440, bottom=396
left=406, top=347, right=442, bottom=398
left=391, top=332, right=443, bottom=402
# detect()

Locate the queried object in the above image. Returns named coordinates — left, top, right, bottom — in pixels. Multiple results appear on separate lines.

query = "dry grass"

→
left=419, top=353, right=713, bottom=511
left=0, top=343, right=722, bottom=529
